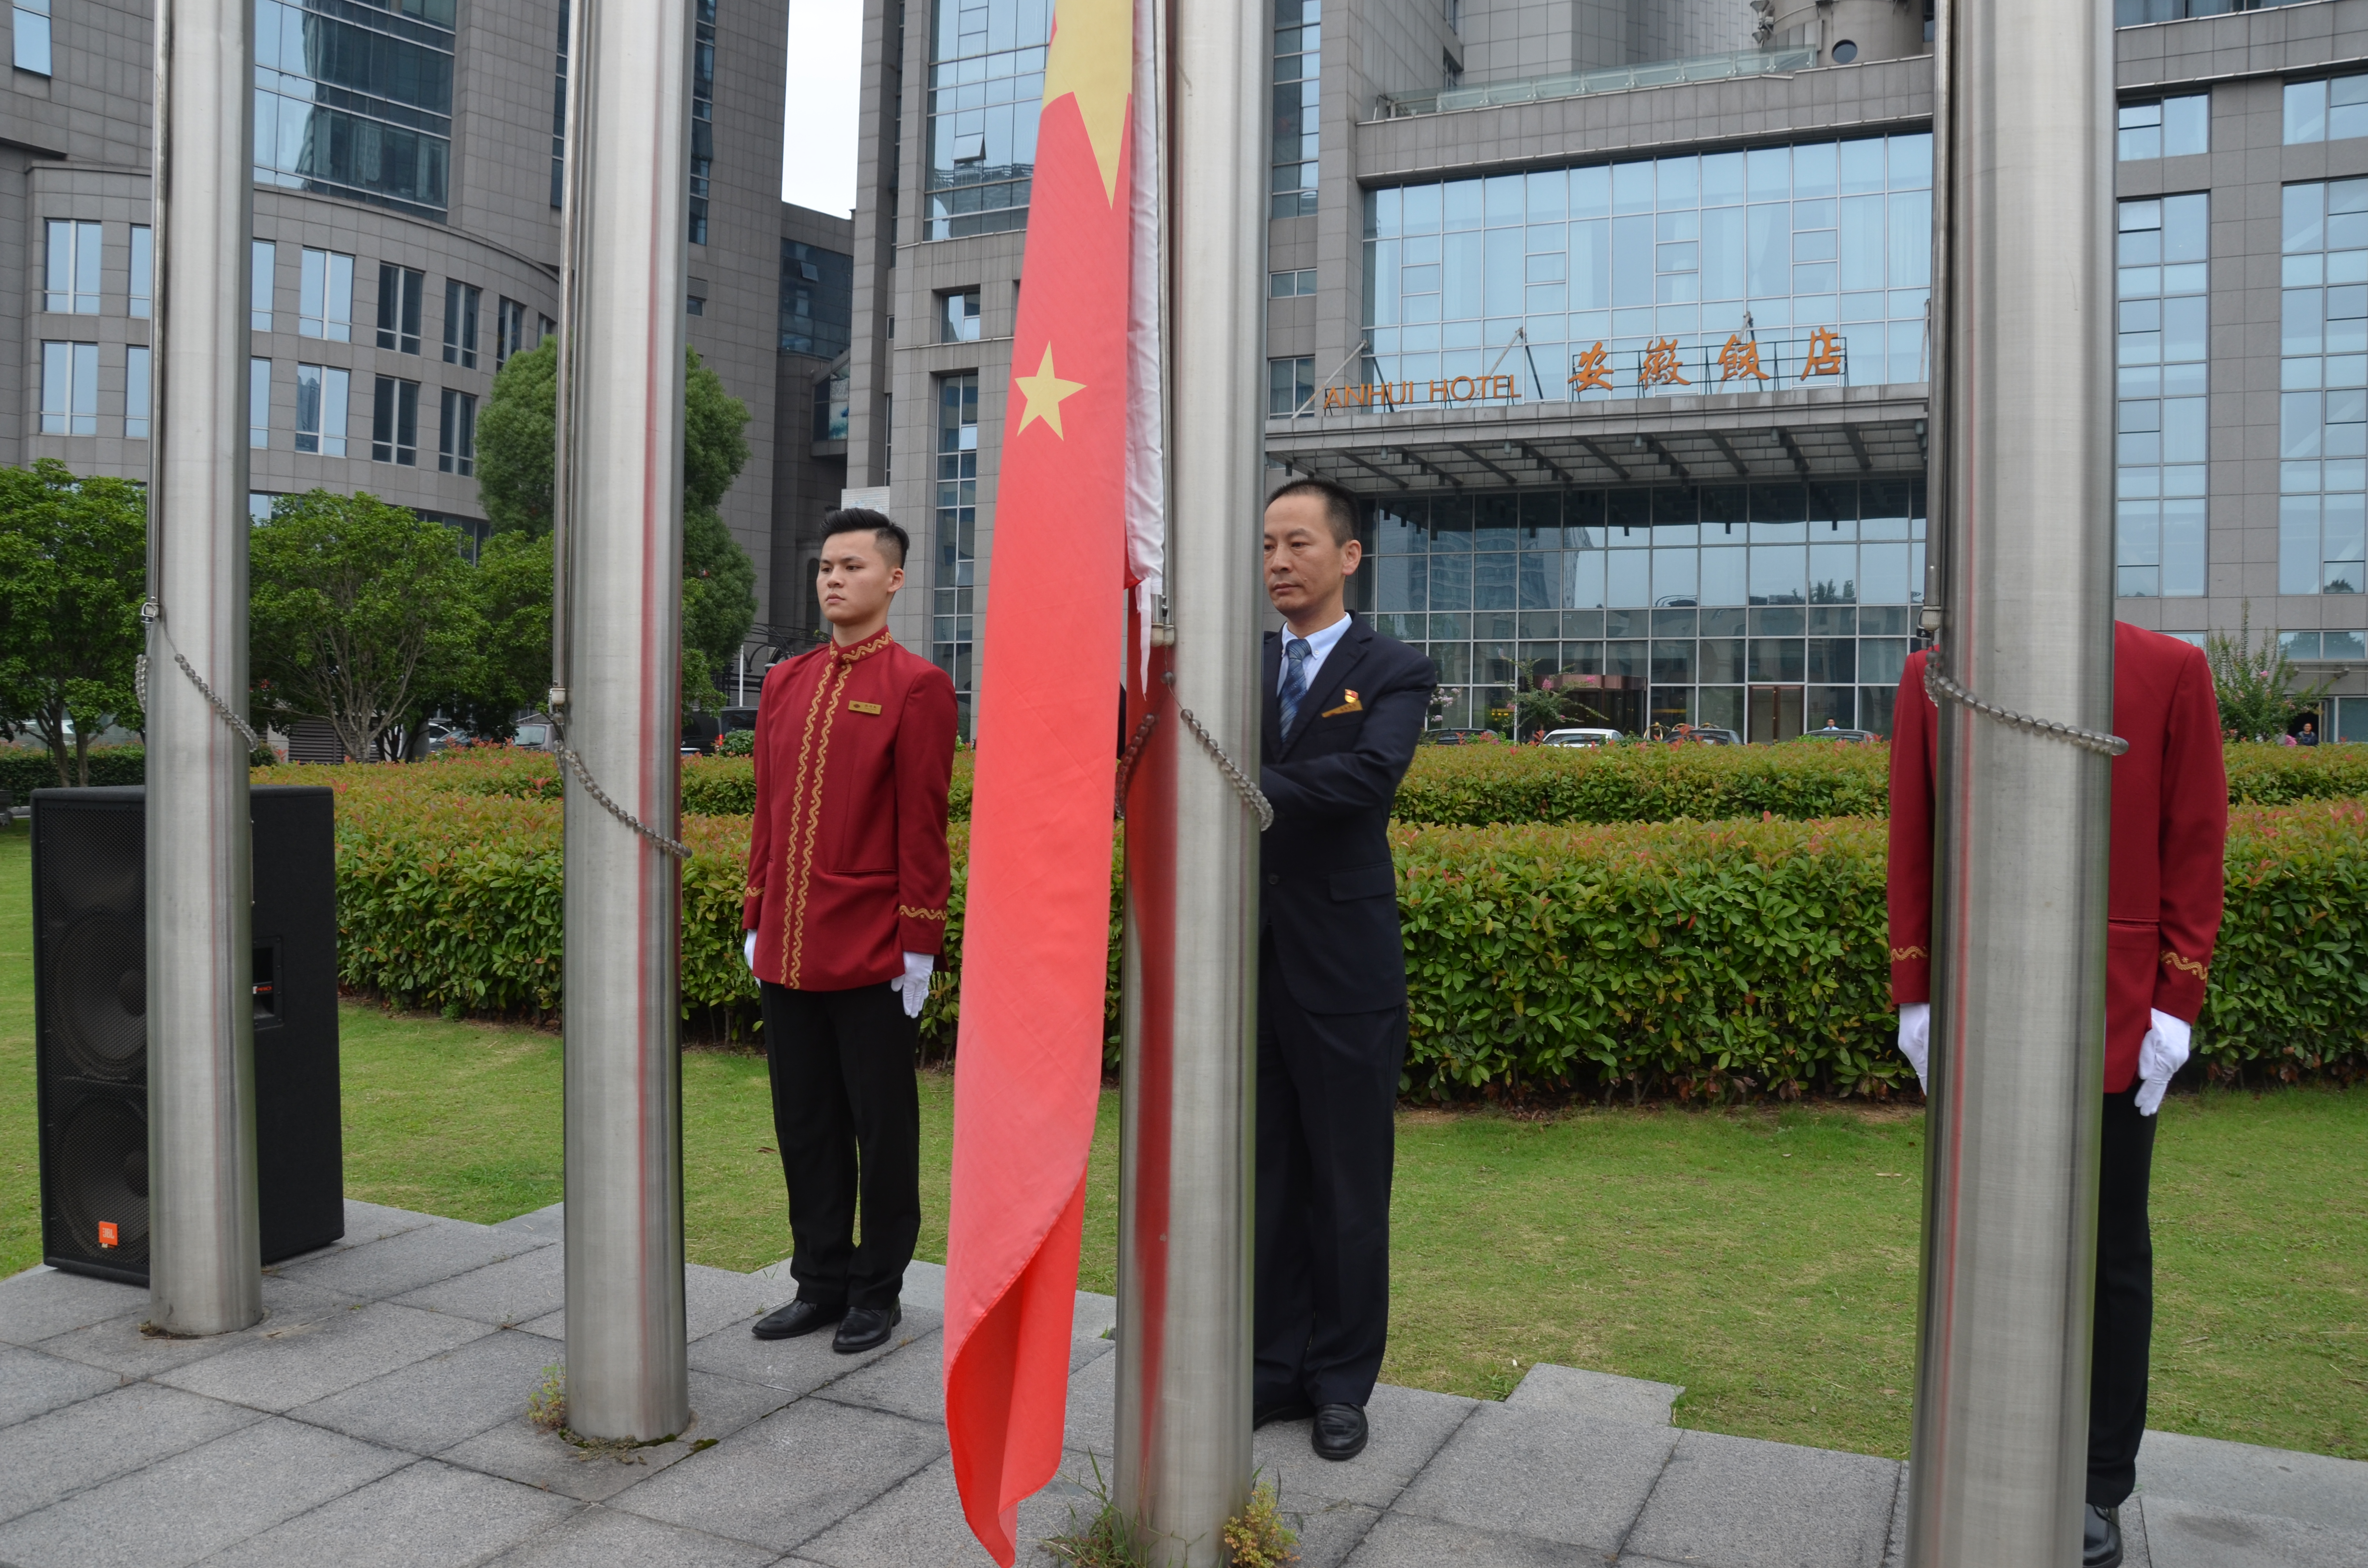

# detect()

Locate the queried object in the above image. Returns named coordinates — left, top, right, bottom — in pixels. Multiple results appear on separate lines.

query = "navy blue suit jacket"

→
left=1258, top=617, right=1437, bottom=1016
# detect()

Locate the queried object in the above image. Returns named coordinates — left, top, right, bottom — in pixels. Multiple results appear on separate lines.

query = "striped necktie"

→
left=1278, top=637, right=1312, bottom=736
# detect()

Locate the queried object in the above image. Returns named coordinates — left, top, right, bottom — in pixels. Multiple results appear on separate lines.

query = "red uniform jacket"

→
left=1888, top=623, right=2227, bottom=1093
left=742, top=626, right=957, bottom=992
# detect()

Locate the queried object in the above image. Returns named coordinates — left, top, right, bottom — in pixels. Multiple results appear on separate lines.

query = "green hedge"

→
left=0, top=746, right=146, bottom=796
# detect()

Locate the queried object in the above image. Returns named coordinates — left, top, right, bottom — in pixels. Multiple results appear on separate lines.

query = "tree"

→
left=475, top=339, right=558, bottom=537
left=411, top=528, right=555, bottom=743
left=0, top=460, right=148, bottom=785
left=249, top=491, right=483, bottom=762
left=2206, top=602, right=2332, bottom=741
left=1510, top=661, right=1566, bottom=738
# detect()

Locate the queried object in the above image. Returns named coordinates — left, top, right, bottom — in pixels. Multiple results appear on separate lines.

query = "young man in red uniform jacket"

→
left=1888, top=622, right=2225, bottom=1568
left=740, top=511, right=957, bottom=1354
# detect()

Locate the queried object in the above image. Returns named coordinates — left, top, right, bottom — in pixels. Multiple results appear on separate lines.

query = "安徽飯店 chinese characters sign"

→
left=1318, top=326, right=1860, bottom=415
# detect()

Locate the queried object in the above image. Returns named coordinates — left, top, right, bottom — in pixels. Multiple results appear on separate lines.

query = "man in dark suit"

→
left=1253, top=477, right=1438, bottom=1462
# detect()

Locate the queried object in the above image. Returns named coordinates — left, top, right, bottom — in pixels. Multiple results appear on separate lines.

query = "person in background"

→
left=1888, top=622, right=2226, bottom=1568
left=2298, top=718, right=2319, bottom=747
left=741, top=509, right=957, bottom=1355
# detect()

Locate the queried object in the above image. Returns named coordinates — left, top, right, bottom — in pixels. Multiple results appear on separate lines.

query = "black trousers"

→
left=2089, top=1087, right=2158, bottom=1508
left=760, top=980, right=922, bottom=1311
left=1253, top=933, right=1406, bottom=1411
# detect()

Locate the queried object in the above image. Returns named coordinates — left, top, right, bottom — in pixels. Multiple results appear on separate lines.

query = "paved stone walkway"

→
left=0, top=1200, right=2358, bottom=1567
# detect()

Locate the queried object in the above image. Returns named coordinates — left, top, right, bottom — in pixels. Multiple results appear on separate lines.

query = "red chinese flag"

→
left=943, top=1, right=1148, bottom=1561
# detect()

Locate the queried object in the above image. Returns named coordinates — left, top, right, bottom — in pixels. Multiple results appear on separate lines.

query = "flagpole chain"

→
left=1924, top=653, right=2128, bottom=758
left=1162, top=673, right=1273, bottom=832
left=1113, top=710, right=1159, bottom=821
left=137, top=600, right=262, bottom=752
left=553, top=729, right=693, bottom=860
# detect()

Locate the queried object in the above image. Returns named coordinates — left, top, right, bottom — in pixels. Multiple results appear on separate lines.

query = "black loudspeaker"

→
left=32, top=785, right=345, bottom=1283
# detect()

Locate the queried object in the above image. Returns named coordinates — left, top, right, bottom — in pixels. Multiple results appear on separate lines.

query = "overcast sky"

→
left=781, top=2, right=862, bottom=218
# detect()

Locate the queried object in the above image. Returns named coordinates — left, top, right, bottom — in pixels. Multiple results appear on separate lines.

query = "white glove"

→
left=2135, top=1009, right=2191, bottom=1117
left=743, top=930, right=757, bottom=973
left=1898, top=1002, right=1930, bottom=1093
left=894, top=951, right=934, bottom=1018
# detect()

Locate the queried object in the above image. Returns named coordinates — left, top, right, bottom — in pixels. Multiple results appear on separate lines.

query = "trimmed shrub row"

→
left=1, top=745, right=146, bottom=796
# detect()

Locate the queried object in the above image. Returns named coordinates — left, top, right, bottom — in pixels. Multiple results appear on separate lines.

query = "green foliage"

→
left=249, top=491, right=481, bottom=762
left=474, top=339, right=558, bottom=538
left=2220, top=741, right=2368, bottom=804
left=2208, top=602, right=2331, bottom=740
left=715, top=727, right=754, bottom=757
left=1390, top=740, right=1892, bottom=825
left=1221, top=1483, right=1300, bottom=1567
left=0, top=461, right=148, bottom=785
left=683, top=352, right=752, bottom=516
left=2201, top=798, right=2368, bottom=1082
left=420, top=529, right=554, bottom=741
left=682, top=504, right=755, bottom=716
left=0, top=745, right=144, bottom=797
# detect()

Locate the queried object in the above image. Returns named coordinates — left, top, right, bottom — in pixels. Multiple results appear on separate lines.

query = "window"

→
left=296, top=363, right=348, bottom=455
left=780, top=240, right=854, bottom=355
left=924, top=0, right=1052, bottom=240
left=939, top=289, right=981, bottom=343
left=14, top=0, right=51, bottom=74
left=1441, top=51, right=1459, bottom=90
left=689, top=0, right=715, bottom=243
left=495, top=296, right=529, bottom=366
left=372, top=375, right=419, bottom=464
left=1446, top=0, right=1460, bottom=33
left=124, top=346, right=149, bottom=440
left=377, top=264, right=424, bottom=353
left=256, top=0, right=454, bottom=217
left=40, top=342, right=96, bottom=434
left=1273, top=1, right=1320, bottom=218
left=2118, top=96, right=2208, bottom=160
left=2285, top=75, right=2368, bottom=146
left=933, top=371, right=979, bottom=731
left=128, top=226, right=151, bottom=318
left=550, top=0, right=569, bottom=208
left=1269, top=356, right=1315, bottom=417
left=43, top=220, right=100, bottom=314
left=249, top=493, right=279, bottom=525
left=2115, top=194, right=2208, bottom=598
left=299, top=248, right=354, bottom=340
left=538, top=313, right=556, bottom=343
left=2277, top=178, right=2368, bottom=598
left=252, top=240, right=276, bottom=330
left=1270, top=269, right=1318, bottom=297
left=442, top=280, right=479, bottom=367
left=438, top=388, right=475, bottom=475
left=814, top=361, right=850, bottom=442
left=686, top=292, right=704, bottom=316
left=250, top=358, right=271, bottom=447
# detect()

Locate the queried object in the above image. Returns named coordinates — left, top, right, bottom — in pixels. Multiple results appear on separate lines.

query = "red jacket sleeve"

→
left=742, top=667, right=775, bottom=932
left=1888, top=650, right=1937, bottom=1006
left=2153, top=644, right=2227, bottom=1022
left=894, top=662, right=958, bottom=956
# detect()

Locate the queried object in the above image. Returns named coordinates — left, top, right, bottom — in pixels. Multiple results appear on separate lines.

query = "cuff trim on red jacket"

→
left=898, top=905, right=948, bottom=922
left=1891, top=944, right=1928, bottom=962
left=2160, top=947, right=2208, bottom=982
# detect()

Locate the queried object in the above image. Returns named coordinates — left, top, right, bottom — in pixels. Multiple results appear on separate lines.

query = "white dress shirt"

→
left=1277, top=612, right=1353, bottom=695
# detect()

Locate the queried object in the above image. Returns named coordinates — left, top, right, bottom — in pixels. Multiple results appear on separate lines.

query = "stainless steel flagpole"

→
left=1905, top=0, right=2118, bottom=1558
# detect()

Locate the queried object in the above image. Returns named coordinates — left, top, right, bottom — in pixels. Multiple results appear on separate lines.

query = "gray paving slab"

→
left=754, top=1257, right=1118, bottom=1347
left=796, top=1448, right=1101, bottom=1568
left=1623, top=1427, right=1901, bottom=1568
left=2138, top=1430, right=2368, bottom=1533
left=822, top=1327, right=1110, bottom=1428
left=1509, top=1362, right=1685, bottom=1426
left=437, top=1367, right=797, bottom=1504
left=338, top=1199, right=444, bottom=1247
left=0, top=1383, right=264, bottom=1524
left=1063, top=1336, right=1116, bottom=1454
left=157, top=1299, right=493, bottom=1412
left=1251, top=1383, right=1480, bottom=1511
left=516, top=1260, right=801, bottom=1344
left=191, top=1457, right=580, bottom=1568
left=2124, top=1494, right=2156, bottom=1568
left=493, top=1202, right=569, bottom=1244
left=1343, top=1510, right=1602, bottom=1566
left=612, top=1394, right=947, bottom=1552
left=2141, top=1494, right=2368, bottom=1568
left=1274, top=1498, right=1386, bottom=1568
left=35, top=1275, right=362, bottom=1378
left=272, top=1217, right=542, bottom=1301
left=681, top=1301, right=940, bottom=1395
left=0, top=1264, right=148, bottom=1347
left=393, top=1242, right=569, bottom=1327
left=1391, top=1402, right=1679, bottom=1554
left=480, top=1505, right=784, bottom=1568
left=0, top=1414, right=409, bottom=1568
left=0, top=1340, right=125, bottom=1426
left=285, top=1324, right=568, bottom=1454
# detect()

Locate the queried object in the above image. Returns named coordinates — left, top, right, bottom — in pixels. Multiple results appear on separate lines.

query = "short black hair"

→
left=821, top=508, right=908, bottom=568
left=1264, top=477, right=1359, bottom=546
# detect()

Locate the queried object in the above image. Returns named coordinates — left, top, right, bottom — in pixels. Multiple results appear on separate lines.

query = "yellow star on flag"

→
left=1012, top=344, right=1086, bottom=439
left=1040, top=0, right=1132, bottom=203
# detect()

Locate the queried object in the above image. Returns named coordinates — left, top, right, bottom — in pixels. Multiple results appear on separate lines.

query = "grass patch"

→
left=1, top=814, right=2358, bottom=1461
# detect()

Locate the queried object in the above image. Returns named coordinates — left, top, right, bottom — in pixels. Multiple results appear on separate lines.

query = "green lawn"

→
left=1, top=817, right=2358, bottom=1461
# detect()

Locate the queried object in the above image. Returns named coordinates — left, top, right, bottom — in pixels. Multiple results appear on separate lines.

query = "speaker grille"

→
left=37, top=804, right=141, bottom=925
left=51, top=914, right=146, bottom=1083
left=52, top=1094, right=149, bottom=1271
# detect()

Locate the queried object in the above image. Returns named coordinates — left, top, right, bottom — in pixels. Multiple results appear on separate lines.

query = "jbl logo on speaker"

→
left=97, top=1221, right=118, bottom=1249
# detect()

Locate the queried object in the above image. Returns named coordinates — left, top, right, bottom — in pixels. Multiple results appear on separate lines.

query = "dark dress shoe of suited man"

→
left=2084, top=1504, right=2123, bottom=1568
left=1311, top=1403, right=1367, bottom=1462
left=752, top=1299, right=845, bottom=1340
left=833, top=1301, right=902, bottom=1354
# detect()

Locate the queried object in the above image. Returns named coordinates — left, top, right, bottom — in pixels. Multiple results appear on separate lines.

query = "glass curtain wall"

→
left=1355, top=478, right=1924, bottom=736
left=1272, top=1, right=1318, bottom=219
left=1363, top=134, right=1932, bottom=401
left=781, top=240, right=854, bottom=356
left=925, top=0, right=1049, bottom=240
left=933, top=372, right=981, bottom=732
left=2115, top=194, right=2208, bottom=597
left=2279, top=179, right=2368, bottom=599
left=255, top=0, right=455, bottom=218
left=689, top=0, right=715, bottom=244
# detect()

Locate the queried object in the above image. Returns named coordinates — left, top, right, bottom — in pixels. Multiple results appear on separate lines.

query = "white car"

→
left=1540, top=727, right=1623, bottom=747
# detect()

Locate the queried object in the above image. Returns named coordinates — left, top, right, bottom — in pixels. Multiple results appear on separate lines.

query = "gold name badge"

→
left=848, top=700, right=883, bottom=715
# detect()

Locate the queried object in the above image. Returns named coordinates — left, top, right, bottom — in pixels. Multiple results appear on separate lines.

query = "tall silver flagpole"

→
left=1114, top=0, right=1265, bottom=1558
left=1906, top=0, right=2117, bottom=1559
left=145, top=0, right=261, bottom=1337
left=555, top=0, right=694, bottom=1441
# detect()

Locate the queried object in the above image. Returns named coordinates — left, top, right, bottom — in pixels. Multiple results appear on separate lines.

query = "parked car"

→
left=1684, top=726, right=1741, bottom=745
left=1541, top=727, right=1624, bottom=747
left=1426, top=728, right=1499, bottom=745
left=1799, top=727, right=1877, bottom=743
left=510, top=714, right=556, bottom=751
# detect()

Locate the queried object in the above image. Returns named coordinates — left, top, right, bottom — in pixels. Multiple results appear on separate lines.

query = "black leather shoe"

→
left=1311, top=1402, right=1367, bottom=1462
left=751, top=1299, right=844, bottom=1340
left=2083, top=1504, right=2124, bottom=1568
left=832, top=1301, right=902, bottom=1354
left=1252, top=1399, right=1313, bottom=1430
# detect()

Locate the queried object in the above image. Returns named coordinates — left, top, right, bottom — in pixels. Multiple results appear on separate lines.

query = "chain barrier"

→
left=1924, top=653, right=2128, bottom=758
left=1112, top=710, right=1159, bottom=821
left=1162, top=671, right=1274, bottom=831
left=136, top=601, right=262, bottom=752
